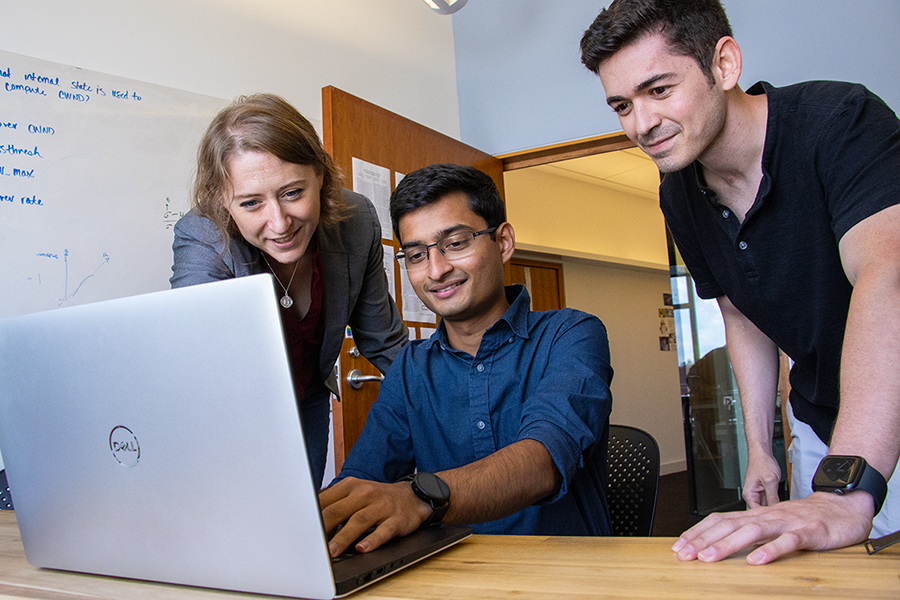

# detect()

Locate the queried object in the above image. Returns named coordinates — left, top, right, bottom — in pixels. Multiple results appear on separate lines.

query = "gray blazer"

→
left=170, top=189, right=408, bottom=391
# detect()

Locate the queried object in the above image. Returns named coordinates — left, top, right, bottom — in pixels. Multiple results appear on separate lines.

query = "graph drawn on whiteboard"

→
left=0, top=50, right=228, bottom=318
left=28, top=249, right=112, bottom=307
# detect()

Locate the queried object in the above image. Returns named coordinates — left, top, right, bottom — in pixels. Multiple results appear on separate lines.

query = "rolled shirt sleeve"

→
left=337, top=285, right=613, bottom=535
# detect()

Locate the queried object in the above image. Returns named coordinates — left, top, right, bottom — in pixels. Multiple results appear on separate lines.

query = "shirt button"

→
left=738, top=241, right=748, bottom=250
left=477, top=420, right=486, bottom=430
left=508, top=337, right=514, bottom=344
left=722, top=209, right=730, bottom=218
left=476, top=364, right=485, bottom=373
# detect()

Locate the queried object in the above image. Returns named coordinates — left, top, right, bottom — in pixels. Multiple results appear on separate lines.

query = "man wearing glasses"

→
left=320, top=163, right=614, bottom=557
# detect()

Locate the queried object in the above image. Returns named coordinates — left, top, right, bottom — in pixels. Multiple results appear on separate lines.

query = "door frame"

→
left=497, top=131, right=636, bottom=171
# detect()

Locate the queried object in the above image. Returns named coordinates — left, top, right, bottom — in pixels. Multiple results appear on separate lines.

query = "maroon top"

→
left=278, top=237, right=326, bottom=403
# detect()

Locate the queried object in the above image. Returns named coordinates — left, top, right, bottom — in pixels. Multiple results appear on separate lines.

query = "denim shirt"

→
left=337, top=285, right=613, bottom=536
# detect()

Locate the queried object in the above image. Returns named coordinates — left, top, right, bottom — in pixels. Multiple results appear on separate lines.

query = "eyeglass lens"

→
left=397, top=228, right=495, bottom=270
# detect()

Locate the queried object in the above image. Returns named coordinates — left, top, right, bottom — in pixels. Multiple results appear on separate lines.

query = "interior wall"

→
left=505, top=166, right=684, bottom=473
left=0, top=0, right=461, bottom=140
left=453, top=0, right=900, bottom=155
left=560, top=258, right=684, bottom=474
left=504, top=167, right=667, bottom=269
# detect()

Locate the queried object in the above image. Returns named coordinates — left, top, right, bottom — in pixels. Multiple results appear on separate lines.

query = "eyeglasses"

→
left=395, top=227, right=497, bottom=271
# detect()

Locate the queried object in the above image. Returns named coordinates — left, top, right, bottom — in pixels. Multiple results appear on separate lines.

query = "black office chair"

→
left=0, top=469, right=12, bottom=510
left=607, top=425, right=659, bottom=536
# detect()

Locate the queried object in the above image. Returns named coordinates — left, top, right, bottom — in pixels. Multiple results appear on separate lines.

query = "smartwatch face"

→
left=813, top=456, right=863, bottom=488
left=417, top=472, right=451, bottom=501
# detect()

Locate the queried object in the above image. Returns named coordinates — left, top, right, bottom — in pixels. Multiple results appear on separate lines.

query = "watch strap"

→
left=857, top=462, right=888, bottom=515
left=422, top=497, right=450, bottom=527
left=402, top=473, right=450, bottom=526
left=813, top=456, right=888, bottom=515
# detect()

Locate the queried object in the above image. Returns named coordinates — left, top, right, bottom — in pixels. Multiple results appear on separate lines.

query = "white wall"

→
left=452, top=1, right=604, bottom=155
left=1, top=0, right=461, bottom=139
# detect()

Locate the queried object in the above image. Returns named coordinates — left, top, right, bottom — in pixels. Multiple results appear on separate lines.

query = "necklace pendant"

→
left=262, top=255, right=300, bottom=311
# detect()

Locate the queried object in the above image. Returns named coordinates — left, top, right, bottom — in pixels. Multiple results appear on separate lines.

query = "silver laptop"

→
left=0, top=274, right=470, bottom=599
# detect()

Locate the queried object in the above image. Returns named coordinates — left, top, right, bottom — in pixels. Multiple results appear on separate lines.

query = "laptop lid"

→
left=0, top=275, right=469, bottom=600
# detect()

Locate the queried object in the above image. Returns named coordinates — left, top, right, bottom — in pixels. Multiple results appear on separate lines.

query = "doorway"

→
left=503, top=134, right=788, bottom=513
left=499, top=135, right=684, bottom=480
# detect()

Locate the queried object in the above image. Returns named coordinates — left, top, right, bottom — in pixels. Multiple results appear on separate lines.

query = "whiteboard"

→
left=0, top=50, right=229, bottom=320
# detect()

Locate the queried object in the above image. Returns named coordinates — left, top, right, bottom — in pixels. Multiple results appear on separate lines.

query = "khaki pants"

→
left=787, top=402, right=900, bottom=538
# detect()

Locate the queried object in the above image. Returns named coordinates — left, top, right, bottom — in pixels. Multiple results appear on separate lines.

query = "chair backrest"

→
left=0, top=469, right=12, bottom=510
left=607, top=425, right=659, bottom=536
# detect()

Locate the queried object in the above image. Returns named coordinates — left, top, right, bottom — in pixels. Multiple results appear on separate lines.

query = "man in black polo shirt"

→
left=580, top=0, right=900, bottom=564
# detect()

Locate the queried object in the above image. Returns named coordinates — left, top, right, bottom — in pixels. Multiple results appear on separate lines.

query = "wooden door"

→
left=505, top=257, right=566, bottom=311
left=322, top=86, right=504, bottom=471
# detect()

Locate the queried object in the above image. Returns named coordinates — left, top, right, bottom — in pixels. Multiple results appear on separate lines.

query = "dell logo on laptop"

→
left=109, top=426, right=140, bottom=467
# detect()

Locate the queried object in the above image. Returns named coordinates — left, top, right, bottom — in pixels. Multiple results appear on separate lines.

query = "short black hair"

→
left=580, top=0, right=732, bottom=85
left=389, top=164, right=506, bottom=243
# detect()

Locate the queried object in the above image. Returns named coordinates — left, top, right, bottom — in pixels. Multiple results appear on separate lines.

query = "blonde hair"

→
left=192, top=93, right=345, bottom=240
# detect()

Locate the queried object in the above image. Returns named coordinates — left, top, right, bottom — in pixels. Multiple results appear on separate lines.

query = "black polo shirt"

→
left=661, top=80, right=900, bottom=444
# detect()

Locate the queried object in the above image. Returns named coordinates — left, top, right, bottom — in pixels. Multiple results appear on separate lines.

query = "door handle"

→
left=346, top=369, right=384, bottom=390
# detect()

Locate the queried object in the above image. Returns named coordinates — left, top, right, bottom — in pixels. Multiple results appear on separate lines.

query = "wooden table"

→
left=1, top=511, right=898, bottom=599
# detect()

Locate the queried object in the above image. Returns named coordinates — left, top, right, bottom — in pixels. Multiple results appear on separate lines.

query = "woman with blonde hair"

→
left=171, top=94, right=407, bottom=489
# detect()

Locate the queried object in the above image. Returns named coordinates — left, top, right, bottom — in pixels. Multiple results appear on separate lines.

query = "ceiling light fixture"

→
left=423, top=0, right=468, bottom=15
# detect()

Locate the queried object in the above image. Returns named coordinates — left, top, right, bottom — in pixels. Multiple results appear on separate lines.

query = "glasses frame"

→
left=395, top=227, right=498, bottom=271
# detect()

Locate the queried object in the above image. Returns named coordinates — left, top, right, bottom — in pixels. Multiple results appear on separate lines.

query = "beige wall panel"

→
left=504, top=168, right=667, bottom=269
left=563, top=259, right=685, bottom=474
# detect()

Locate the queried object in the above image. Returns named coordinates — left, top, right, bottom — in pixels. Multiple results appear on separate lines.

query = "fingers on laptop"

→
left=320, top=477, right=433, bottom=556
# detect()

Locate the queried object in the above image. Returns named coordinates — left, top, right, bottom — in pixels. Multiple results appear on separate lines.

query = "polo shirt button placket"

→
left=738, top=241, right=748, bottom=250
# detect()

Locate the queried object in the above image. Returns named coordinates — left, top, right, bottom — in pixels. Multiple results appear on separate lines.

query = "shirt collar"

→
left=432, top=284, right=532, bottom=350
left=687, top=82, right=773, bottom=212
left=498, top=284, right=531, bottom=339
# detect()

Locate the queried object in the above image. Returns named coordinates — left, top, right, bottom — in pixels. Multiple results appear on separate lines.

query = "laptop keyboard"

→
left=331, top=525, right=374, bottom=563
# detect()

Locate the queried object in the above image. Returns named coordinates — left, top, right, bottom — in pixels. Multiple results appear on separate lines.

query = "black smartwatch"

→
left=811, top=455, right=888, bottom=515
left=402, top=472, right=451, bottom=526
